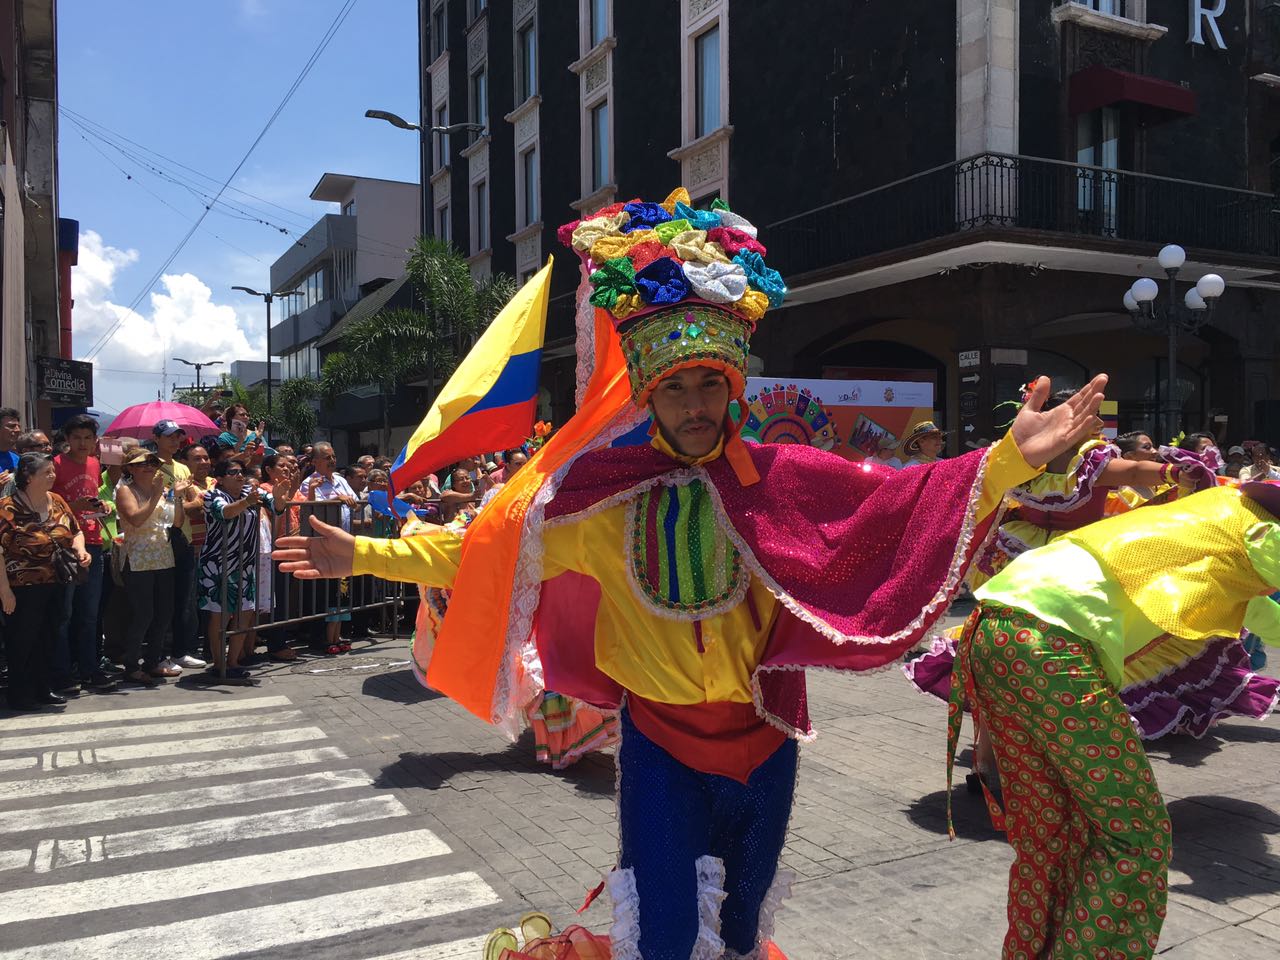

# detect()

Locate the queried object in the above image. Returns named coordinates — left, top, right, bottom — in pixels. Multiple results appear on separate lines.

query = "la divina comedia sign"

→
left=37, top=356, right=93, bottom=406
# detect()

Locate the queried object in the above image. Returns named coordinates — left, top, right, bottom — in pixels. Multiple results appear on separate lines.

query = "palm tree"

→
left=321, top=236, right=516, bottom=452
left=273, top=377, right=321, bottom=449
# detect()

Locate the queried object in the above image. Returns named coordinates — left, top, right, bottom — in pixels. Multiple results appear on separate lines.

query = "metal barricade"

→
left=206, top=495, right=406, bottom=683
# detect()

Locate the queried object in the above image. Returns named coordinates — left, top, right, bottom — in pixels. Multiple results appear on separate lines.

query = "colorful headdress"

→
left=558, top=187, right=786, bottom=405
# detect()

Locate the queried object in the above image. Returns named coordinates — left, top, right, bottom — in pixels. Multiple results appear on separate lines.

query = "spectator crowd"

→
left=0, top=398, right=528, bottom=712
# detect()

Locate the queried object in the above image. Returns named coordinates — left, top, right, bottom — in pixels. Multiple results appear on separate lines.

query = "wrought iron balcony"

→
left=766, top=153, right=1280, bottom=282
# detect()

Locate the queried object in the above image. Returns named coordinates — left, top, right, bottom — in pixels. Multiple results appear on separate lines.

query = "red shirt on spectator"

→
left=53, top=453, right=103, bottom=546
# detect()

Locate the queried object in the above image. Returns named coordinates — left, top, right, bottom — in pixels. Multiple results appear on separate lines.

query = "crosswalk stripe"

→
left=29, top=795, right=412, bottom=872
left=0, top=850, right=29, bottom=872
left=87, top=726, right=328, bottom=763
left=0, top=746, right=347, bottom=803
left=0, top=757, right=38, bottom=774
left=0, top=827, right=451, bottom=924
left=0, top=695, right=294, bottom=732
left=0, top=709, right=308, bottom=753
left=0, top=768, right=375, bottom=833
left=0, top=872, right=503, bottom=960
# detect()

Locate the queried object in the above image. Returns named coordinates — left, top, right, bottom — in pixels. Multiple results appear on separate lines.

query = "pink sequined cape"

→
left=533, top=441, right=999, bottom=737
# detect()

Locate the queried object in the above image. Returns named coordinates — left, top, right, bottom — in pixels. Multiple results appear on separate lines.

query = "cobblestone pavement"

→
left=3, top=620, right=1278, bottom=958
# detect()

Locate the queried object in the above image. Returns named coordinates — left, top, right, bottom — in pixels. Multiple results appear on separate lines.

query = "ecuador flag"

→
left=390, top=258, right=551, bottom=491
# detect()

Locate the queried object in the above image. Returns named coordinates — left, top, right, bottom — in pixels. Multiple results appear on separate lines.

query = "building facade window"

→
left=1075, top=107, right=1120, bottom=234
left=591, top=102, right=610, bottom=192
left=473, top=180, right=489, bottom=252
left=470, top=0, right=487, bottom=22
left=694, top=24, right=721, bottom=138
left=1072, top=0, right=1126, bottom=15
left=590, top=0, right=609, bottom=47
left=434, top=105, right=449, bottom=169
left=671, top=1, right=730, bottom=202
left=342, top=200, right=356, bottom=217
left=516, top=21, right=537, bottom=103
left=522, top=148, right=539, bottom=227
left=471, top=67, right=488, bottom=131
left=437, top=202, right=450, bottom=244
left=430, top=1, right=446, bottom=59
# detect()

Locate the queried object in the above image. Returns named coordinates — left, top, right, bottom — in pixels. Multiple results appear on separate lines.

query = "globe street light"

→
left=1122, top=245, right=1225, bottom=441
left=232, top=286, right=302, bottom=415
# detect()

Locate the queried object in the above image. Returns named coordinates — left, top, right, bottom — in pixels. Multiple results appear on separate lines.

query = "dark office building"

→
left=422, top=0, right=1280, bottom=442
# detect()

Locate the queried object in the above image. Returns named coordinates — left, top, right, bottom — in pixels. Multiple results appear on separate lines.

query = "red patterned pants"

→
left=948, top=607, right=1172, bottom=959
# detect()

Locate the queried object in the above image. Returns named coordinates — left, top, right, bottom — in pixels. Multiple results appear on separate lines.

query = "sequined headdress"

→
left=558, top=188, right=786, bottom=406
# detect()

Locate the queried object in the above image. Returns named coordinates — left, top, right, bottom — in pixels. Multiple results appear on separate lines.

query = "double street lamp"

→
left=172, top=357, right=222, bottom=397
left=1122, top=244, right=1226, bottom=442
left=232, top=286, right=302, bottom=415
left=364, top=110, right=487, bottom=237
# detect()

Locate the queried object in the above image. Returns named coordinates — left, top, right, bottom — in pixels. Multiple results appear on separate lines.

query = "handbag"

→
left=51, top=541, right=89, bottom=586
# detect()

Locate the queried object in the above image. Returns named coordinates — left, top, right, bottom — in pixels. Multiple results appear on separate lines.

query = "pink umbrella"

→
left=102, top=401, right=219, bottom=441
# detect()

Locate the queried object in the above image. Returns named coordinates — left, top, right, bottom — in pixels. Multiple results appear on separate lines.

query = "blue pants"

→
left=52, top=544, right=104, bottom=686
left=614, top=708, right=796, bottom=960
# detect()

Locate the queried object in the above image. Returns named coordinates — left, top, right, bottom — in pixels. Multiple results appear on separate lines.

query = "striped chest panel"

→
left=628, top=480, right=745, bottom=617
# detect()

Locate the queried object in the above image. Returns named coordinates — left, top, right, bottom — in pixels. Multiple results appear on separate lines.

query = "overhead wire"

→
left=81, top=0, right=361, bottom=362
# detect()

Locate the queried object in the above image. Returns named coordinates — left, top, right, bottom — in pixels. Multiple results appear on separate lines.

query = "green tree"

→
left=272, top=377, right=321, bottom=449
left=321, top=236, right=517, bottom=452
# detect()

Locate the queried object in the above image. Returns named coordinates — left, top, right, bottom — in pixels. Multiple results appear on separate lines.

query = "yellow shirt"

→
left=355, top=433, right=1038, bottom=704
left=977, top=486, right=1280, bottom=685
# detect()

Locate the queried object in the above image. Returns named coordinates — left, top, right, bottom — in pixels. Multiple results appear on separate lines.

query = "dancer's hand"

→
left=1010, top=374, right=1109, bottom=469
left=273, top=514, right=355, bottom=579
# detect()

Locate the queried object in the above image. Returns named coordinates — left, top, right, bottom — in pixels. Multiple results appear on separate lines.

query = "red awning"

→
left=1068, top=65, right=1197, bottom=122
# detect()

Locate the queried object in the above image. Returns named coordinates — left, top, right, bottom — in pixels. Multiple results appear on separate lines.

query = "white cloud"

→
left=71, top=230, right=267, bottom=414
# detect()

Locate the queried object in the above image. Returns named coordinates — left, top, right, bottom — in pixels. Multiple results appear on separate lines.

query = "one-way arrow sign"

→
left=964, top=424, right=976, bottom=433
left=961, top=374, right=981, bottom=384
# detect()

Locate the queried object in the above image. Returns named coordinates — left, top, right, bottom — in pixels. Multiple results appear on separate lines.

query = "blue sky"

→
left=61, top=0, right=420, bottom=414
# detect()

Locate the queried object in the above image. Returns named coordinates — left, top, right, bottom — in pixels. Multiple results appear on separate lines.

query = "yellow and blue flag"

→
left=390, top=258, right=551, bottom=491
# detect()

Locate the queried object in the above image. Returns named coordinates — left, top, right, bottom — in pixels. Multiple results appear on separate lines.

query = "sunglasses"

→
left=224, top=470, right=245, bottom=477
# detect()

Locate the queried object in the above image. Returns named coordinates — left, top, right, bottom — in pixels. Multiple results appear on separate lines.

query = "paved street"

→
left=1, top=626, right=1279, bottom=959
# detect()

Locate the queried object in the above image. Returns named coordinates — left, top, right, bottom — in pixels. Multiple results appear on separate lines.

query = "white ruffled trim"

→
left=1135, top=660, right=1280, bottom=741
left=692, top=854, right=728, bottom=960
left=606, top=866, right=642, bottom=960
left=1005, top=441, right=1119, bottom=513
left=573, top=263, right=597, bottom=409
left=900, top=632, right=958, bottom=692
left=1124, top=639, right=1239, bottom=714
left=746, top=866, right=795, bottom=958
left=622, top=485, right=750, bottom=623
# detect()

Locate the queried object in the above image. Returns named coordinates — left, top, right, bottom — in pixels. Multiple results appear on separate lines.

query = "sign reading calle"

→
left=1189, top=0, right=1227, bottom=51
left=36, top=356, right=93, bottom=406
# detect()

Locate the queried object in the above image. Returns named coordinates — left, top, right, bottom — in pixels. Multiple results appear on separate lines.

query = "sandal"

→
left=325, top=644, right=342, bottom=656
left=520, top=912, right=553, bottom=942
left=337, top=640, right=353, bottom=653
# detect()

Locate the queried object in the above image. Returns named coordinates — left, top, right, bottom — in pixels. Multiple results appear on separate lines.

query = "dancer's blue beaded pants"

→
left=616, top=708, right=796, bottom=959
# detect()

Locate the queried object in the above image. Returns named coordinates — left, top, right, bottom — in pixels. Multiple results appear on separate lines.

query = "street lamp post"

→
left=232, top=286, right=302, bottom=416
left=172, top=357, right=223, bottom=398
left=1122, top=244, right=1226, bottom=442
left=364, top=110, right=487, bottom=237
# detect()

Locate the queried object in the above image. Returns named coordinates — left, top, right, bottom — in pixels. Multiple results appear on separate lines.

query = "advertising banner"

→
left=735, top=377, right=936, bottom=462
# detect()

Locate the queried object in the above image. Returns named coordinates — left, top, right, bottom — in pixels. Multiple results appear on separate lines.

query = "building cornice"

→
left=1050, top=3, right=1168, bottom=42
left=459, top=134, right=491, bottom=161
left=570, top=183, right=618, bottom=215
left=568, top=36, right=617, bottom=75
left=503, top=94, right=543, bottom=125
left=506, top=221, right=544, bottom=245
left=668, top=124, right=734, bottom=162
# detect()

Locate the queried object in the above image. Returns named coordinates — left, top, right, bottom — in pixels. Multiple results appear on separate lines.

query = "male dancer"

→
left=277, top=190, right=1106, bottom=959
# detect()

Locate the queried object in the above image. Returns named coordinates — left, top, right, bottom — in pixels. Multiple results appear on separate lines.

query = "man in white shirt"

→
left=871, top=436, right=904, bottom=470
left=300, top=442, right=358, bottom=531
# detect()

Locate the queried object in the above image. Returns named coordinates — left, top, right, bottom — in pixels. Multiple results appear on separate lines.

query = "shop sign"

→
left=36, top=356, right=93, bottom=406
left=1189, top=1, right=1227, bottom=51
left=960, top=392, right=981, bottom=418
left=958, top=350, right=981, bottom=369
